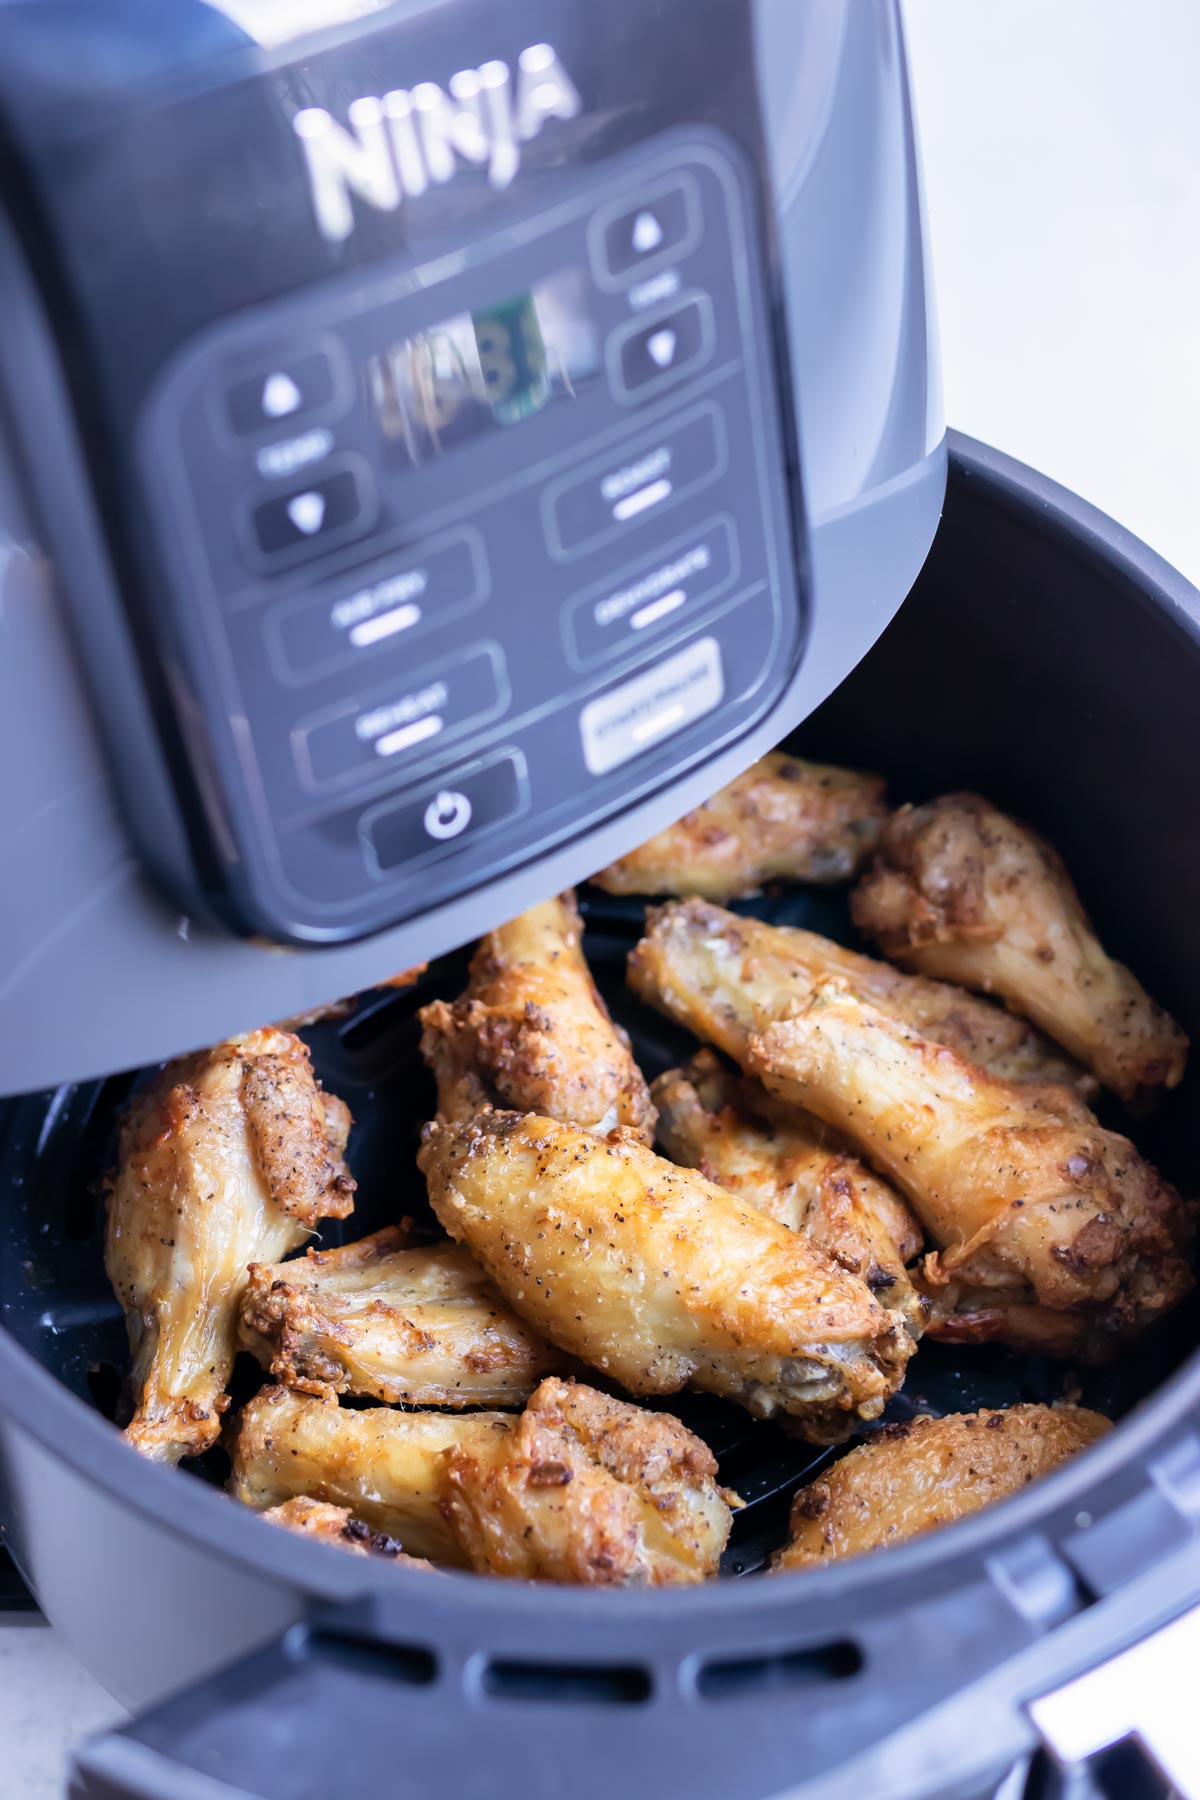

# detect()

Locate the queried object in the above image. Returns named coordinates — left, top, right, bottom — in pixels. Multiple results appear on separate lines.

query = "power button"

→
left=361, top=752, right=527, bottom=878
left=423, top=790, right=473, bottom=840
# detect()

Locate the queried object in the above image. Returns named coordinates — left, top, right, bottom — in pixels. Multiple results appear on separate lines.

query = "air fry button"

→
left=268, top=529, right=487, bottom=682
left=544, top=403, right=726, bottom=559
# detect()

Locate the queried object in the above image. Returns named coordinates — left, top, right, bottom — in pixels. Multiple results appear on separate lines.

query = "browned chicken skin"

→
left=105, top=1029, right=355, bottom=1463
left=231, top=1378, right=732, bottom=1584
left=261, top=1497, right=430, bottom=1567
left=852, top=794, right=1188, bottom=1102
left=629, top=899, right=1094, bottom=1096
left=592, top=752, right=888, bottom=899
left=418, top=1110, right=914, bottom=1440
left=652, top=1051, right=926, bottom=1344
left=748, top=984, right=1193, bottom=1361
left=773, top=1405, right=1110, bottom=1570
left=239, top=1225, right=560, bottom=1406
left=420, top=892, right=656, bottom=1141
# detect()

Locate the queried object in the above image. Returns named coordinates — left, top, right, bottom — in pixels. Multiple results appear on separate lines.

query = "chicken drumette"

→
left=852, top=793, right=1188, bottom=1102
left=420, top=892, right=656, bottom=1140
left=418, top=1110, right=914, bottom=1440
left=748, top=984, right=1193, bottom=1360
left=239, top=1225, right=560, bottom=1406
left=261, top=1497, right=431, bottom=1568
left=592, top=752, right=888, bottom=899
left=106, top=1029, right=356, bottom=1463
left=773, top=1405, right=1109, bottom=1570
left=628, top=899, right=1092, bottom=1095
left=652, top=1052, right=926, bottom=1343
left=231, top=1378, right=733, bottom=1584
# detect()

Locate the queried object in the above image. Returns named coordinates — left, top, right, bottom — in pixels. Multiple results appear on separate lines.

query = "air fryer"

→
left=2, top=5, right=1199, bottom=1800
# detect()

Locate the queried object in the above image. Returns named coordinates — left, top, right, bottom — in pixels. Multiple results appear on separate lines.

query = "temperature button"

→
left=224, top=347, right=343, bottom=438
left=244, top=458, right=376, bottom=568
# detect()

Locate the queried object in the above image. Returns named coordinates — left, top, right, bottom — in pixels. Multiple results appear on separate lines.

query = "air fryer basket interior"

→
left=3, top=445, right=1199, bottom=1581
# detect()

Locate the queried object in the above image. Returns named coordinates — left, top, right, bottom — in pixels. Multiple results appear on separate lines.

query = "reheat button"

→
left=544, top=404, right=726, bottom=560
left=293, top=644, right=508, bottom=791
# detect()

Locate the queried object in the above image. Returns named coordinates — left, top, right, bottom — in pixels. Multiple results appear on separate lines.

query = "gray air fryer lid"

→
left=0, top=0, right=943, bottom=1090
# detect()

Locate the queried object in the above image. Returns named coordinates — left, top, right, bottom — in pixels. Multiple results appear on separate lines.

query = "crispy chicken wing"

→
left=852, top=794, right=1188, bottom=1101
left=773, top=1405, right=1109, bottom=1570
left=629, top=898, right=1094, bottom=1096
left=747, top=985, right=1193, bottom=1360
left=592, top=752, right=888, bottom=899
left=239, top=1225, right=560, bottom=1406
left=231, top=1379, right=732, bottom=1583
left=418, top=1111, right=913, bottom=1440
left=652, top=1052, right=926, bottom=1342
left=106, top=1029, right=356, bottom=1463
left=261, top=1497, right=431, bottom=1567
left=440, top=1376, right=732, bottom=1584
left=420, top=893, right=656, bottom=1141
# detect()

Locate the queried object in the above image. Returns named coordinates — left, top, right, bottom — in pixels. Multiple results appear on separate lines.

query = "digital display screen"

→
left=367, top=267, right=601, bottom=467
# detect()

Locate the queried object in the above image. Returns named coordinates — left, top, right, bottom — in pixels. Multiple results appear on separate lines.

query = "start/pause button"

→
left=580, top=636, right=724, bottom=776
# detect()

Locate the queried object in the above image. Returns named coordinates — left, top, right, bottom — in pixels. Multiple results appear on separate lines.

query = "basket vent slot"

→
left=483, top=1658, right=652, bottom=1706
left=695, top=1640, right=861, bottom=1699
left=309, top=1628, right=437, bottom=1687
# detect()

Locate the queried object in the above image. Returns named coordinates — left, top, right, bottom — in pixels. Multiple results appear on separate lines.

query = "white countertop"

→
left=4, top=1, right=1200, bottom=1792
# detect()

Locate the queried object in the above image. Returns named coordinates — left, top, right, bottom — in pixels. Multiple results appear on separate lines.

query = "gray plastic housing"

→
left=0, top=0, right=943, bottom=1091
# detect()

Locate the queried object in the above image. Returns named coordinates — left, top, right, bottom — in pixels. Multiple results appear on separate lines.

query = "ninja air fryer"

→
left=1, top=4, right=1198, bottom=1800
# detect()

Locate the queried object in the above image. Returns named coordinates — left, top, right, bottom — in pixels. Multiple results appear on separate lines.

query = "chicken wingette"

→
left=420, top=892, right=656, bottom=1140
left=628, top=898, right=1094, bottom=1096
left=592, top=752, right=888, bottom=899
left=231, top=1378, right=733, bottom=1584
left=261, top=1497, right=431, bottom=1567
left=652, top=1052, right=926, bottom=1343
left=239, top=1225, right=560, bottom=1406
left=418, top=1111, right=914, bottom=1440
left=747, top=984, right=1193, bottom=1360
left=106, top=1029, right=356, bottom=1464
left=852, top=793, right=1188, bottom=1101
left=773, top=1405, right=1110, bottom=1570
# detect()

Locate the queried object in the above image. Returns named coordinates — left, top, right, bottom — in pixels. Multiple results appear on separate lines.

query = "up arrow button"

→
left=262, top=371, right=302, bottom=418
left=632, top=210, right=664, bottom=254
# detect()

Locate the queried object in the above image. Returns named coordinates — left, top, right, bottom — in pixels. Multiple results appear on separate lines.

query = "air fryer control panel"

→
left=140, top=133, right=803, bottom=940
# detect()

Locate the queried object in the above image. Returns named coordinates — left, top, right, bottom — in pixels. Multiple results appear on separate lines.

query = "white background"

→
left=3, top=1, right=1199, bottom=1791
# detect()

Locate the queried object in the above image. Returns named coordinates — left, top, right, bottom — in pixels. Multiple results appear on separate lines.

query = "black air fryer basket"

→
left=3, top=436, right=1200, bottom=1800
